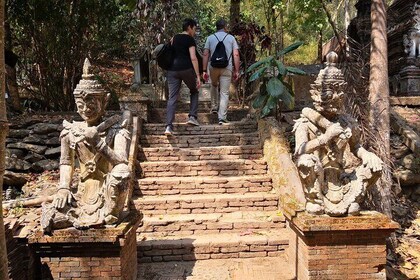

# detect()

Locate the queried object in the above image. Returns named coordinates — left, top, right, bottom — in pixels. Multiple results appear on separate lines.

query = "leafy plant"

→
left=247, top=41, right=305, bottom=117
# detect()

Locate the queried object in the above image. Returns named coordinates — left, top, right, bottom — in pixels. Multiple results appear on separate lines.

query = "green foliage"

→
left=247, top=41, right=305, bottom=118
left=7, top=0, right=136, bottom=110
left=284, top=40, right=318, bottom=65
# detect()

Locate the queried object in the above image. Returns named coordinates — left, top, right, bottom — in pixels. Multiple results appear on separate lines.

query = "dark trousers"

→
left=166, top=69, right=199, bottom=128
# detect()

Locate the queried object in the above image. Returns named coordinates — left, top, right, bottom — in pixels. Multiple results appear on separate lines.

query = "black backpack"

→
left=210, top=34, right=231, bottom=68
left=156, top=41, right=174, bottom=70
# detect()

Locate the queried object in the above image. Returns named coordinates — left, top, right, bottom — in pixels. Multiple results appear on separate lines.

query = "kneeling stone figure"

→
left=41, top=59, right=132, bottom=233
left=293, top=52, right=383, bottom=217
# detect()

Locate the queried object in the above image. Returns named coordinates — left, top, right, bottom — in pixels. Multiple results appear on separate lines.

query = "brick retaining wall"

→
left=285, top=211, right=399, bottom=280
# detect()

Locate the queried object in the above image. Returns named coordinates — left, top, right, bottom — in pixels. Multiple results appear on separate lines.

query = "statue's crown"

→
left=314, top=52, right=345, bottom=85
left=73, top=58, right=106, bottom=97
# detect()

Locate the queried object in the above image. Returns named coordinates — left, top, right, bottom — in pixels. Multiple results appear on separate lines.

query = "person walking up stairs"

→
left=134, top=101, right=294, bottom=279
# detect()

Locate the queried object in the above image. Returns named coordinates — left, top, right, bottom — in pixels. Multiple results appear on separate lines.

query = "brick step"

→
left=149, top=108, right=249, bottom=124
left=152, top=100, right=214, bottom=111
left=138, top=145, right=263, bottom=162
left=135, top=175, right=272, bottom=196
left=137, top=230, right=289, bottom=263
left=137, top=256, right=295, bottom=280
left=142, top=120, right=257, bottom=136
left=138, top=211, right=286, bottom=238
left=134, top=192, right=279, bottom=215
left=139, top=159, right=268, bottom=177
left=140, top=132, right=260, bottom=148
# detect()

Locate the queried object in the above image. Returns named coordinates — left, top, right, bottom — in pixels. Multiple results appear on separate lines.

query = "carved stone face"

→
left=75, top=92, right=107, bottom=125
left=311, top=83, right=345, bottom=116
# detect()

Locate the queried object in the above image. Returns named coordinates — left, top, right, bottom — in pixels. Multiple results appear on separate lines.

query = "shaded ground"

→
left=393, top=106, right=420, bottom=135
left=138, top=257, right=294, bottom=280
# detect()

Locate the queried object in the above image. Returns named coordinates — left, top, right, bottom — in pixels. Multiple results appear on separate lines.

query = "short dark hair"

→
left=182, top=18, right=197, bottom=31
left=216, top=19, right=227, bottom=30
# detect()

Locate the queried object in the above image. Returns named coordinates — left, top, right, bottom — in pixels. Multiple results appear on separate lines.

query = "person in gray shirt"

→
left=202, top=19, right=240, bottom=124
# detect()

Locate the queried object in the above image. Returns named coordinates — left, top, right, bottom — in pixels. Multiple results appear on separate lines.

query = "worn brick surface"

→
left=149, top=108, right=248, bottom=124
left=286, top=212, right=398, bottom=280
left=137, top=231, right=289, bottom=262
left=134, top=104, right=290, bottom=276
left=137, top=256, right=295, bottom=280
left=32, top=220, right=139, bottom=280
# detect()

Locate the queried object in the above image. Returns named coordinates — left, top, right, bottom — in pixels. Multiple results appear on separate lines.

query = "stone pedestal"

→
left=28, top=214, right=140, bottom=280
left=285, top=211, right=398, bottom=280
left=119, top=91, right=151, bottom=122
left=180, top=83, right=211, bottom=102
left=388, top=0, right=420, bottom=103
left=397, top=66, right=420, bottom=96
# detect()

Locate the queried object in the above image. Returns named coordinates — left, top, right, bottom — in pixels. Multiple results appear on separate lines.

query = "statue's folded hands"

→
left=294, top=52, right=384, bottom=217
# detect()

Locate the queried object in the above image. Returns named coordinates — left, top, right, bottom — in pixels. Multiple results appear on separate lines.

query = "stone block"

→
left=285, top=211, right=398, bottom=280
left=28, top=214, right=139, bottom=280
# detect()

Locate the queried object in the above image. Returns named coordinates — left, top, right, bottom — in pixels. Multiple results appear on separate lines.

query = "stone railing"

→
left=257, top=117, right=305, bottom=211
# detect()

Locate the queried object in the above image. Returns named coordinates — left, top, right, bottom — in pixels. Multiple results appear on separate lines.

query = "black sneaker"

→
left=218, top=119, right=228, bottom=125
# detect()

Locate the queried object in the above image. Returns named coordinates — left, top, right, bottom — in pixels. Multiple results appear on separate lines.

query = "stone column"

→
left=28, top=214, right=140, bottom=280
left=131, top=56, right=142, bottom=88
left=284, top=209, right=398, bottom=280
left=119, top=92, right=150, bottom=122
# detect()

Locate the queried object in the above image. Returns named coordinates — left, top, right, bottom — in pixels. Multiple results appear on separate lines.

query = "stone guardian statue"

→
left=293, top=52, right=383, bottom=216
left=41, top=58, right=133, bottom=233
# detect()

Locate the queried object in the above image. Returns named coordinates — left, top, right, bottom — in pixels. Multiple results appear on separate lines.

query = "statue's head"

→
left=310, top=52, right=346, bottom=117
left=73, top=59, right=110, bottom=125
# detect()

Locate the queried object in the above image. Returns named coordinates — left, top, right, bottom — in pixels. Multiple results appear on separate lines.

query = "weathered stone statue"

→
left=403, top=2, right=420, bottom=58
left=293, top=52, right=383, bottom=216
left=41, top=58, right=133, bottom=233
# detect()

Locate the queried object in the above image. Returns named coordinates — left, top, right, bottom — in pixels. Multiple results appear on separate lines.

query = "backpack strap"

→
left=213, top=33, right=229, bottom=43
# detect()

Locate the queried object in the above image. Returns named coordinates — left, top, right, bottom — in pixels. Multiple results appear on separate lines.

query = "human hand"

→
left=196, top=78, right=201, bottom=90
left=233, top=71, right=240, bottom=81
left=84, top=126, right=100, bottom=145
left=53, top=189, right=72, bottom=209
left=202, top=72, right=209, bottom=83
left=362, top=153, right=383, bottom=173
left=325, top=123, right=344, bottom=141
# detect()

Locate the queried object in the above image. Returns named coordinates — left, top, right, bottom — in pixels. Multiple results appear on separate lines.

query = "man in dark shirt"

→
left=165, top=18, right=201, bottom=136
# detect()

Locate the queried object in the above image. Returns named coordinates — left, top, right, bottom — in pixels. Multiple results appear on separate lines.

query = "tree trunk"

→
left=230, top=0, right=241, bottom=28
left=344, top=0, right=350, bottom=55
left=0, top=0, right=10, bottom=278
left=318, top=30, right=323, bottom=63
left=5, top=65, right=21, bottom=112
left=4, top=6, right=21, bottom=112
left=369, top=0, right=392, bottom=218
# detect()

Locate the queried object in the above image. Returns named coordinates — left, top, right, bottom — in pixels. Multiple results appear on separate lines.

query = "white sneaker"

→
left=164, top=126, right=173, bottom=136
left=187, top=116, right=200, bottom=126
left=218, top=119, right=229, bottom=125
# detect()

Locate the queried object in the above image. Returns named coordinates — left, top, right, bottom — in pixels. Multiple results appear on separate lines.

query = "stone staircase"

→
left=133, top=101, right=290, bottom=268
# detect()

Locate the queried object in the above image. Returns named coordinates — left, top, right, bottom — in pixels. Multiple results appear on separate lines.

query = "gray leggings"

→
left=166, top=69, right=199, bottom=128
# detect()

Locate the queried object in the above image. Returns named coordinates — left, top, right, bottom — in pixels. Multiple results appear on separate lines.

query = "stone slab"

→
left=390, top=96, right=420, bottom=106
left=287, top=211, right=399, bottom=233
left=28, top=212, right=141, bottom=244
left=285, top=211, right=399, bottom=280
left=29, top=212, right=140, bottom=280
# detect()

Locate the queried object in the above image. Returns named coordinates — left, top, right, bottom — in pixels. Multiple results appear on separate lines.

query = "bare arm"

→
left=233, top=48, right=240, bottom=74
left=202, top=48, right=210, bottom=72
left=58, top=135, right=74, bottom=190
left=294, top=121, right=343, bottom=156
left=189, top=46, right=200, bottom=79
left=53, top=135, right=75, bottom=208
